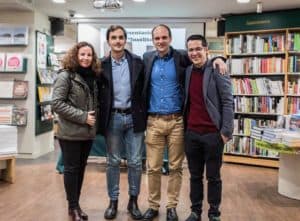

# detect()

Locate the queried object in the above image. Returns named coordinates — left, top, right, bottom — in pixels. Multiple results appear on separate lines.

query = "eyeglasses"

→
left=188, top=47, right=206, bottom=53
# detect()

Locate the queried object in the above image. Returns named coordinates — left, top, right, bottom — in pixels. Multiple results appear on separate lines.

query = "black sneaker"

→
left=185, top=212, right=201, bottom=221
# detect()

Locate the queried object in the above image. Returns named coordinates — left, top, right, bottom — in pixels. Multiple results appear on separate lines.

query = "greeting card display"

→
left=5, top=53, right=23, bottom=72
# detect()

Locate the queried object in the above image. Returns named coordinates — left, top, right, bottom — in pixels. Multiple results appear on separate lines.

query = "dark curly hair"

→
left=61, top=41, right=101, bottom=76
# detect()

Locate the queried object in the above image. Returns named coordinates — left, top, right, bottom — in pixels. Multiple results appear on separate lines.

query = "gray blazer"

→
left=183, top=61, right=234, bottom=138
left=52, top=70, right=98, bottom=140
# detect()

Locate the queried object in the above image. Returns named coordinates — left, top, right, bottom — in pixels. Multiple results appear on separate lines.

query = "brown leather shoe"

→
left=69, top=208, right=83, bottom=221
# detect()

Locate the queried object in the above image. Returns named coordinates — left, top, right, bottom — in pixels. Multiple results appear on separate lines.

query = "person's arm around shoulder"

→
left=211, top=56, right=227, bottom=75
left=212, top=67, right=234, bottom=143
left=52, top=71, right=88, bottom=125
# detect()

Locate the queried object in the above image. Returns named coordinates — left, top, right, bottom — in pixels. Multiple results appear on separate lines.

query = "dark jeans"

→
left=185, top=130, right=224, bottom=217
left=59, top=139, right=93, bottom=209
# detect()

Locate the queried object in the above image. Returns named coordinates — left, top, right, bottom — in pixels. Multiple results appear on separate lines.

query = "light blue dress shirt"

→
left=111, top=55, right=131, bottom=109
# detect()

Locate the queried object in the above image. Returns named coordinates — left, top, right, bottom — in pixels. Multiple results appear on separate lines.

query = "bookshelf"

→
left=35, top=31, right=57, bottom=135
left=224, top=27, right=300, bottom=167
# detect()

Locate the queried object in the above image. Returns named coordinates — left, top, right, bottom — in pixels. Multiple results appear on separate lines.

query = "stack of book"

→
left=261, top=128, right=286, bottom=143
left=282, top=131, right=300, bottom=147
left=0, top=125, right=17, bottom=154
left=250, top=126, right=265, bottom=140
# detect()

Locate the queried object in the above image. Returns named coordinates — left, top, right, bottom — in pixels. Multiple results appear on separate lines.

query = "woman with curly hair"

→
left=52, top=41, right=101, bottom=221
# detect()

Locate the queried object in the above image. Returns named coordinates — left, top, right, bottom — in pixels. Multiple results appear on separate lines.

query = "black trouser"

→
left=185, top=130, right=224, bottom=218
left=59, top=139, right=93, bottom=209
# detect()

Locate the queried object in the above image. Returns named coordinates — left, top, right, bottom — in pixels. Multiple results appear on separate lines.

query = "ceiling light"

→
left=257, top=1, right=262, bottom=13
left=52, top=0, right=66, bottom=3
left=132, top=0, right=146, bottom=2
left=237, top=0, right=250, bottom=3
left=93, top=0, right=123, bottom=9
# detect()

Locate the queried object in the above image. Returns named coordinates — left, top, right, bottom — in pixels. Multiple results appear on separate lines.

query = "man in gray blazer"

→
left=183, top=34, right=234, bottom=221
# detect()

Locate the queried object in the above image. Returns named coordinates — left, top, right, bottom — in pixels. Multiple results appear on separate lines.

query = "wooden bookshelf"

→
left=224, top=27, right=300, bottom=167
left=223, top=154, right=279, bottom=168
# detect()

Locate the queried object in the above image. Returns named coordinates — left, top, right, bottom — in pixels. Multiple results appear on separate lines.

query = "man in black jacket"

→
left=98, top=25, right=146, bottom=220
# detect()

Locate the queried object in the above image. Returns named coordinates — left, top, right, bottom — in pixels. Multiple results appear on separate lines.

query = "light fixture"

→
left=93, top=0, right=123, bottom=9
left=237, top=0, right=250, bottom=3
left=132, top=0, right=146, bottom=2
left=52, top=0, right=66, bottom=3
left=256, top=1, right=263, bottom=13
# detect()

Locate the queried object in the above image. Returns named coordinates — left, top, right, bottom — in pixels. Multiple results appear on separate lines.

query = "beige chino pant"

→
left=145, top=114, right=185, bottom=210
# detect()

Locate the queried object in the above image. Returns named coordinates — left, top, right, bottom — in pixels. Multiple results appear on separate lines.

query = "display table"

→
left=255, top=140, right=300, bottom=200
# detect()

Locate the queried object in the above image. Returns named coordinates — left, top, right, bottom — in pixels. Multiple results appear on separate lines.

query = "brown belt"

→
left=149, top=113, right=182, bottom=120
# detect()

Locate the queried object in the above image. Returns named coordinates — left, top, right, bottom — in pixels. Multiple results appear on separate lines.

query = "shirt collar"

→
left=192, top=61, right=207, bottom=73
left=155, top=47, right=173, bottom=60
left=111, top=54, right=126, bottom=65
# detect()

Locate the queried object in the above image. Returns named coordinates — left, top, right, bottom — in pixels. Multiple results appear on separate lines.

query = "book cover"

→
left=0, top=105, right=13, bottom=125
left=0, top=81, right=14, bottom=98
left=40, top=104, right=53, bottom=121
left=12, top=107, right=27, bottom=126
left=5, top=53, right=24, bottom=72
left=38, top=86, right=53, bottom=102
left=12, top=27, right=28, bottom=45
left=0, top=27, right=13, bottom=45
left=0, top=53, right=5, bottom=71
left=13, top=80, right=28, bottom=99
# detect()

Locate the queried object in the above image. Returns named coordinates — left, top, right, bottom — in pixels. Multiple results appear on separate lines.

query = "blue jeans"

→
left=106, top=112, right=144, bottom=200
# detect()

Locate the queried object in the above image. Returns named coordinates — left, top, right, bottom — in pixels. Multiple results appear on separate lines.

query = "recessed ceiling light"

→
left=237, top=0, right=250, bottom=3
left=52, top=0, right=66, bottom=3
left=132, top=0, right=146, bottom=2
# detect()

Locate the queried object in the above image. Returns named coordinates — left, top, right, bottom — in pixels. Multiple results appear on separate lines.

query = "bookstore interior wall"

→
left=223, top=10, right=300, bottom=167
left=0, top=10, right=54, bottom=158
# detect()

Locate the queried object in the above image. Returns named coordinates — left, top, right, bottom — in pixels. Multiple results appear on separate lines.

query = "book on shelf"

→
left=0, top=53, right=5, bottom=71
left=288, top=55, right=300, bottom=72
left=0, top=125, right=17, bottom=155
left=0, top=27, right=13, bottom=45
left=229, top=57, right=283, bottom=75
left=0, top=105, right=13, bottom=124
left=0, top=81, right=14, bottom=98
left=13, top=80, right=28, bottom=99
left=12, top=27, right=28, bottom=45
left=5, top=53, right=24, bottom=72
left=48, top=53, right=60, bottom=67
left=0, top=105, right=27, bottom=126
left=288, top=32, right=300, bottom=51
left=40, top=104, right=54, bottom=121
left=37, top=86, right=53, bottom=102
left=229, top=34, right=285, bottom=54
left=37, top=69, right=57, bottom=84
left=0, top=26, right=28, bottom=45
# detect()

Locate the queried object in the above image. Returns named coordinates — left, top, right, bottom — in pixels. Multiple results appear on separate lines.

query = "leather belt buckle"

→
left=112, top=108, right=131, bottom=115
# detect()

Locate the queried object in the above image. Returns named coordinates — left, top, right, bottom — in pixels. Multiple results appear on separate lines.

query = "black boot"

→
left=104, top=200, right=118, bottom=219
left=127, top=195, right=143, bottom=220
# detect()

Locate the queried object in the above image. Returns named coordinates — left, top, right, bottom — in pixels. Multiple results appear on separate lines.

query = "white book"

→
left=0, top=81, right=14, bottom=98
left=0, top=125, right=17, bottom=154
left=0, top=53, right=5, bottom=71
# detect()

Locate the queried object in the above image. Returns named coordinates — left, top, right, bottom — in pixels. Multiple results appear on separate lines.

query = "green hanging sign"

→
left=225, top=9, right=300, bottom=32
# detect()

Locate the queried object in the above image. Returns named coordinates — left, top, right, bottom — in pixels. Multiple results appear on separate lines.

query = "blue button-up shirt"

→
left=148, top=51, right=182, bottom=114
left=111, top=55, right=131, bottom=109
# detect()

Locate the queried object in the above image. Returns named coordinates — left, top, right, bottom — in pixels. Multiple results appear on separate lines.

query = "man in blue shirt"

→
left=98, top=25, right=146, bottom=220
left=142, top=24, right=226, bottom=221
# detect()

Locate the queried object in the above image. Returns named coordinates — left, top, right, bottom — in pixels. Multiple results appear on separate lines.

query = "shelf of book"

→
left=233, top=94, right=284, bottom=97
left=224, top=26, right=300, bottom=167
left=228, top=52, right=285, bottom=57
left=231, top=73, right=284, bottom=77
